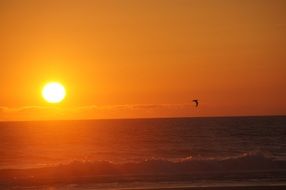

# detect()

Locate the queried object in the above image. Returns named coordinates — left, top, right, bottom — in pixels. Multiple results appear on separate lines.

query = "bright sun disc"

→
left=42, top=82, right=66, bottom=103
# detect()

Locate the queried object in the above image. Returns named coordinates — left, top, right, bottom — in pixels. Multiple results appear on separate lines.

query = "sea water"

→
left=0, top=116, right=286, bottom=189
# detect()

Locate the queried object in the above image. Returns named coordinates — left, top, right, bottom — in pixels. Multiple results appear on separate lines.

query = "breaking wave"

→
left=1, top=152, right=286, bottom=186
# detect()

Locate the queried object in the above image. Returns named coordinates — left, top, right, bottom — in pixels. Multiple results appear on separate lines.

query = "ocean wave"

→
left=1, top=152, right=286, bottom=186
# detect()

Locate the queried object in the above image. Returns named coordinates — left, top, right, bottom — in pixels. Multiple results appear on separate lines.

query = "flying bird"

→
left=192, top=99, right=199, bottom=107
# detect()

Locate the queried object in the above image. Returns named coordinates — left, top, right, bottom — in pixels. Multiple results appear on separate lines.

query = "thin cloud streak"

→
left=0, top=104, right=198, bottom=121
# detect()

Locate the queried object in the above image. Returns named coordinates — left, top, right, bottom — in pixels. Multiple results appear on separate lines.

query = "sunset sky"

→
left=0, top=0, right=286, bottom=120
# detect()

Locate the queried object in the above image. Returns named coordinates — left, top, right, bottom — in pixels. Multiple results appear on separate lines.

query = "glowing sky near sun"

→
left=0, top=0, right=286, bottom=120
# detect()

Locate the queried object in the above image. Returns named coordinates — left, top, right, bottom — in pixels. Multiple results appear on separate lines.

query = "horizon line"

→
left=1, top=114, right=285, bottom=123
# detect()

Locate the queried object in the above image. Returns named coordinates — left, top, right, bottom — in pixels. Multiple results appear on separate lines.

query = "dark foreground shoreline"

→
left=135, top=185, right=286, bottom=190
left=3, top=185, right=286, bottom=190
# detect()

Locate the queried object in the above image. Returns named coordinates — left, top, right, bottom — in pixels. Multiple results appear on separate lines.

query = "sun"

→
left=42, top=82, right=66, bottom=103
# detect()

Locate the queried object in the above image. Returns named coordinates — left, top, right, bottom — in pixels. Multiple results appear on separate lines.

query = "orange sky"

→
left=0, top=0, right=286, bottom=120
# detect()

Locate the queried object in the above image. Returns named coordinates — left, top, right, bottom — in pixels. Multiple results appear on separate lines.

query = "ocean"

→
left=0, top=116, right=286, bottom=189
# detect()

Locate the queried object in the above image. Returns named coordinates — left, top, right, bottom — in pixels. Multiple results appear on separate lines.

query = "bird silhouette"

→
left=192, top=99, right=199, bottom=107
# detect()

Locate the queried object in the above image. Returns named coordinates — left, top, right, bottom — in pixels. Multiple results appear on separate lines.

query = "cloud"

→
left=0, top=104, right=198, bottom=121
